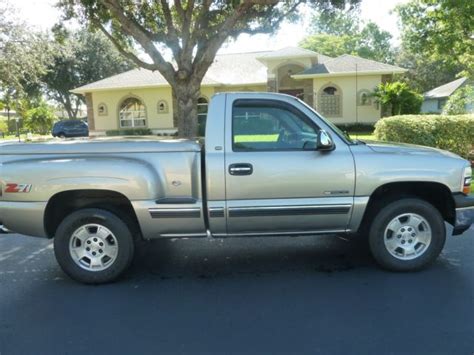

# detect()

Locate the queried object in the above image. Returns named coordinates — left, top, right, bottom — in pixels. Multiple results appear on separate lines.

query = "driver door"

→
left=224, top=97, right=355, bottom=235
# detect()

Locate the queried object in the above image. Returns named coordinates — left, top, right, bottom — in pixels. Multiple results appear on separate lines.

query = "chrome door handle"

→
left=229, top=163, right=253, bottom=176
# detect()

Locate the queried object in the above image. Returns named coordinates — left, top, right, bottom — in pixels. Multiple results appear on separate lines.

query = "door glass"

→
left=232, top=103, right=318, bottom=151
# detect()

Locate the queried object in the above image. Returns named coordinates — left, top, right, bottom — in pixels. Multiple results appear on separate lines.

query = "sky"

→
left=11, top=0, right=409, bottom=53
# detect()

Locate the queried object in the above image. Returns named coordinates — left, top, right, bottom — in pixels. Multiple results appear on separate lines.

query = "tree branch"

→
left=92, top=19, right=159, bottom=71
left=157, top=0, right=182, bottom=58
left=102, top=0, right=176, bottom=83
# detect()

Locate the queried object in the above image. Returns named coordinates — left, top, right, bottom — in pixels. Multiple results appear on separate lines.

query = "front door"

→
left=224, top=97, right=355, bottom=235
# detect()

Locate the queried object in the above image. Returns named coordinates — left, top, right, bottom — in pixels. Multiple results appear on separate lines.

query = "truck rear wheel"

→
left=368, top=198, right=446, bottom=271
left=54, top=208, right=135, bottom=284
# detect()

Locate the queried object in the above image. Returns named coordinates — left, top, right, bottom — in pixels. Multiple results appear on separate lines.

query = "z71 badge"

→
left=4, top=183, right=32, bottom=193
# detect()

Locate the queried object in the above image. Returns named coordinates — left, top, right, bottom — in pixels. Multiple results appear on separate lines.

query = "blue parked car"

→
left=52, top=119, right=89, bottom=138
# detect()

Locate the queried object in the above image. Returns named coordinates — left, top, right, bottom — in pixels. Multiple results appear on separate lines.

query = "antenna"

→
left=355, top=63, right=358, bottom=139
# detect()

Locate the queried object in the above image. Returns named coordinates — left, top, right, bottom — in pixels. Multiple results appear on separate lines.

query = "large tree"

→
left=59, top=0, right=359, bottom=137
left=0, top=2, right=52, bottom=128
left=396, top=0, right=474, bottom=78
left=301, top=8, right=394, bottom=63
left=44, top=27, right=133, bottom=119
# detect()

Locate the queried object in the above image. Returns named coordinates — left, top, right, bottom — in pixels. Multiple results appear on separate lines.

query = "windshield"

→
left=295, top=97, right=355, bottom=144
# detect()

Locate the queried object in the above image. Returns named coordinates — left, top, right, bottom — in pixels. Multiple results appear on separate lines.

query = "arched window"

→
left=157, top=100, right=168, bottom=113
left=318, top=85, right=342, bottom=117
left=357, top=90, right=372, bottom=106
left=98, top=103, right=107, bottom=116
left=119, top=97, right=146, bottom=128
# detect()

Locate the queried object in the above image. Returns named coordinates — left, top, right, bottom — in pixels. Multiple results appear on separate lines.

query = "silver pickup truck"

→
left=1, top=93, right=473, bottom=284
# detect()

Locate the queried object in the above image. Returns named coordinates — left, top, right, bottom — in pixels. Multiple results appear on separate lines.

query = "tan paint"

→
left=91, top=87, right=174, bottom=131
left=313, top=75, right=382, bottom=124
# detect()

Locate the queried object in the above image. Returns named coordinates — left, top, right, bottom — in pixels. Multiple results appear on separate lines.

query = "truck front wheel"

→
left=54, top=208, right=135, bottom=284
left=368, top=198, right=446, bottom=271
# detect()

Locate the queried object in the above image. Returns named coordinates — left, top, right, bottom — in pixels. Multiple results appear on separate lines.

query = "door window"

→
left=232, top=101, right=318, bottom=151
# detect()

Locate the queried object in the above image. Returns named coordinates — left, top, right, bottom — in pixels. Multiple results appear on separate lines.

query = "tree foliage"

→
left=395, top=50, right=465, bottom=94
left=43, top=27, right=133, bottom=119
left=442, top=86, right=474, bottom=116
left=24, top=100, right=56, bottom=135
left=59, top=0, right=359, bottom=137
left=300, top=8, right=394, bottom=63
left=0, top=3, right=52, bottom=96
left=396, top=0, right=474, bottom=79
left=0, top=2, right=52, bottom=132
left=372, top=82, right=423, bottom=116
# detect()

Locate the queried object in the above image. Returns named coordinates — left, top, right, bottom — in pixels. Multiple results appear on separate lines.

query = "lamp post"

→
left=15, top=117, right=20, bottom=142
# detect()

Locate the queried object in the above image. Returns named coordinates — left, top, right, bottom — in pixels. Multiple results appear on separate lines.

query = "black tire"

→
left=54, top=208, right=135, bottom=284
left=58, top=133, right=66, bottom=138
left=368, top=198, right=446, bottom=271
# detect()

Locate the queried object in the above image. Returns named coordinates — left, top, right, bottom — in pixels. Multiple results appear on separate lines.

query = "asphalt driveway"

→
left=0, top=226, right=473, bottom=355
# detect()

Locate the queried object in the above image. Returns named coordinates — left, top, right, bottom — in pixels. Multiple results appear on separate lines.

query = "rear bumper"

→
left=0, top=201, right=48, bottom=237
left=453, top=194, right=474, bottom=235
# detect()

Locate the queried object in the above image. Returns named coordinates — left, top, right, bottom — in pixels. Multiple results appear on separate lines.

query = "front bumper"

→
left=453, top=194, right=474, bottom=235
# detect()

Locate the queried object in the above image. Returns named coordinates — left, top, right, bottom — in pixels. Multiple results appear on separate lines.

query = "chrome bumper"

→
left=453, top=194, right=474, bottom=235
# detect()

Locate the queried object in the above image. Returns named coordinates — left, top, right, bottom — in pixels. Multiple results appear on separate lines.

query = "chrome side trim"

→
left=209, top=207, right=225, bottom=218
left=159, top=233, right=208, bottom=238
left=148, top=207, right=201, bottom=218
left=228, top=204, right=351, bottom=218
left=212, top=229, right=349, bottom=238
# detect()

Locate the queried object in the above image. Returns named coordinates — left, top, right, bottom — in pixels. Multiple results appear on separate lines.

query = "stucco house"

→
left=72, top=46, right=406, bottom=135
left=421, top=77, right=472, bottom=114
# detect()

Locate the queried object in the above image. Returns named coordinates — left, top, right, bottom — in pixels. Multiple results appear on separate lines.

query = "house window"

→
left=357, top=90, right=372, bottom=106
left=437, top=99, right=446, bottom=110
left=98, top=103, right=107, bottom=116
left=197, top=97, right=208, bottom=136
left=318, top=85, right=341, bottom=117
left=157, top=100, right=168, bottom=114
left=119, top=97, right=146, bottom=128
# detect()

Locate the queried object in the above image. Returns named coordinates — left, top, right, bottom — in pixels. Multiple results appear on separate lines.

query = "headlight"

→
left=462, top=166, right=472, bottom=195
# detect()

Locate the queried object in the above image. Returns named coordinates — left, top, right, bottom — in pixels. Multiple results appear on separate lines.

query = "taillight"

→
left=462, top=166, right=472, bottom=195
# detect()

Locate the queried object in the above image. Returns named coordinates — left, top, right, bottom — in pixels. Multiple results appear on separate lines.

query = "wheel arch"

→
left=44, top=189, right=142, bottom=240
left=358, top=181, right=456, bottom=233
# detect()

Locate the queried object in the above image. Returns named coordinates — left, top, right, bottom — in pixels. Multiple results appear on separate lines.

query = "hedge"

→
left=374, top=114, right=474, bottom=159
left=106, top=128, right=153, bottom=136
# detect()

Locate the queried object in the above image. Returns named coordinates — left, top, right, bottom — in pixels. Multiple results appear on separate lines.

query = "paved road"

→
left=0, top=227, right=473, bottom=355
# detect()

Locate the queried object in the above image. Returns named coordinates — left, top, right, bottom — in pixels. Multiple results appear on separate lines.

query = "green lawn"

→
left=234, top=134, right=278, bottom=142
left=349, top=132, right=376, bottom=141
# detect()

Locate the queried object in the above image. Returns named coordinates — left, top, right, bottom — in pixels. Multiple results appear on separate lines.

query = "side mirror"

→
left=317, top=130, right=335, bottom=151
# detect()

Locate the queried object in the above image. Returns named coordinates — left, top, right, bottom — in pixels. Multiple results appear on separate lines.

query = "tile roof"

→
left=423, top=77, right=468, bottom=98
left=72, top=49, right=406, bottom=93
left=295, top=54, right=406, bottom=76
left=255, top=46, right=319, bottom=59
left=73, top=50, right=271, bottom=93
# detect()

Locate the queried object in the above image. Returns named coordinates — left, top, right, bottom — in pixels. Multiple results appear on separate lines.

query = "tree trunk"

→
left=173, top=82, right=200, bottom=138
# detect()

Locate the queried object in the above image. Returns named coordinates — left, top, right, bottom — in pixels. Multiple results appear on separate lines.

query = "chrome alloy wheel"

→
left=383, top=213, right=432, bottom=261
left=69, top=224, right=119, bottom=271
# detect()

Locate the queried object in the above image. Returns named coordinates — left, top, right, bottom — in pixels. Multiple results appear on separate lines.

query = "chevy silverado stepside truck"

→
left=1, top=93, right=473, bottom=284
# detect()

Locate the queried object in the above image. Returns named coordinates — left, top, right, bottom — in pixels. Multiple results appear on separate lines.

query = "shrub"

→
left=336, top=123, right=375, bottom=133
left=6, top=117, right=24, bottom=133
left=106, top=128, right=153, bottom=136
left=24, top=102, right=56, bottom=134
left=0, top=120, right=7, bottom=133
left=442, top=86, right=474, bottom=115
left=372, top=82, right=423, bottom=115
left=374, top=114, right=474, bottom=158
